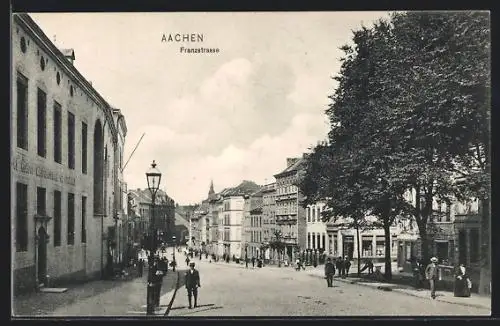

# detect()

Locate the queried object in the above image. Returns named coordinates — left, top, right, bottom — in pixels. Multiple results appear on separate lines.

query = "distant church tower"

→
left=208, top=179, right=215, bottom=197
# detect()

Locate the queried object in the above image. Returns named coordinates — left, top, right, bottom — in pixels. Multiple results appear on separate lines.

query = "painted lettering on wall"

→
left=12, top=154, right=76, bottom=186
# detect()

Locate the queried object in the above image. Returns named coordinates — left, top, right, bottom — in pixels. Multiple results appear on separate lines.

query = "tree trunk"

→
left=356, top=223, right=361, bottom=276
left=479, top=197, right=490, bottom=295
left=383, top=216, right=392, bottom=281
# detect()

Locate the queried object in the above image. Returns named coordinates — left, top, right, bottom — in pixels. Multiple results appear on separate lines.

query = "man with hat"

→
left=425, top=257, right=439, bottom=299
left=185, top=262, right=201, bottom=309
left=324, top=257, right=336, bottom=287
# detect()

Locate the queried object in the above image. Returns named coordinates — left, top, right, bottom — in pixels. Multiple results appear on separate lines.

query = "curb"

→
left=164, top=270, right=180, bottom=316
left=307, top=273, right=490, bottom=310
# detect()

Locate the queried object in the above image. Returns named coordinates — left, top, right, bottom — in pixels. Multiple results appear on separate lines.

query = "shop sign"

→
left=12, top=154, right=76, bottom=185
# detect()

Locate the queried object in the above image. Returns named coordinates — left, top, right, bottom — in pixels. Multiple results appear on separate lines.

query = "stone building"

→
left=242, top=189, right=264, bottom=259
left=217, top=181, right=261, bottom=259
left=273, top=157, right=308, bottom=262
left=261, top=182, right=277, bottom=263
left=127, top=189, right=176, bottom=249
left=305, top=201, right=329, bottom=254
left=11, top=14, right=126, bottom=294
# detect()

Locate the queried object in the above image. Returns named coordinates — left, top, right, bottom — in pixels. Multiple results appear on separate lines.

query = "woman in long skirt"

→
left=454, top=263, right=471, bottom=297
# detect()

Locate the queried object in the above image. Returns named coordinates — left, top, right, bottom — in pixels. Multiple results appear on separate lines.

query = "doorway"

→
left=37, top=227, right=48, bottom=286
left=343, top=235, right=354, bottom=258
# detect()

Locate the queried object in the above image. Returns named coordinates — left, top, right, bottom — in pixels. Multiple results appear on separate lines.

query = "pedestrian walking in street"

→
left=454, top=263, right=472, bottom=297
left=137, top=259, right=144, bottom=277
left=251, top=256, right=256, bottom=268
left=344, top=256, right=351, bottom=277
left=336, top=256, right=344, bottom=278
left=186, top=256, right=191, bottom=266
left=185, top=262, right=201, bottom=309
left=324, top=258, right=336, bottom=287
left=245, top=257, right=249, bottom=268
left=425, top=257, right=439, bottom=299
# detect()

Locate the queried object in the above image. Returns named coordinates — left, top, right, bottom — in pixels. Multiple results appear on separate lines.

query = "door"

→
left=37, top=227, right=48, bottom=286
left=343, top=235, right=354, bottom=258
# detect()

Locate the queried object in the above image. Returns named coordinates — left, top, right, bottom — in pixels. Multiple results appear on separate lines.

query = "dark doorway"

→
left=93, top=120, right=104, bottom=214
left=343, top=235, right=354, bottom=258
left=37, top=227, right=48, bottom=286
left=458, top=230, right=467, bottom=265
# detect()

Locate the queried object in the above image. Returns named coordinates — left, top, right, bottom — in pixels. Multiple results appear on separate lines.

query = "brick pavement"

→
left=13, top=267, right=182, bottom=317
left=168, top=259, right=489, bottom=316
left=303, top=267, right=491, bottom=310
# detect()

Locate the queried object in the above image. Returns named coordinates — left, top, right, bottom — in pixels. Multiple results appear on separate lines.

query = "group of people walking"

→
left=424, top=257, right=472, bottom=299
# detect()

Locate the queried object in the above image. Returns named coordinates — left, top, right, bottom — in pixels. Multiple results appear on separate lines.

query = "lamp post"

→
left=172, top=235, right=177, bottom=264
left=146, top=160, right=161, bottom=315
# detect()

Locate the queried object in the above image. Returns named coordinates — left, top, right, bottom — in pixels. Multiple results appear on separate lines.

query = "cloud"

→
left=136, top=111, right=330, bottom=203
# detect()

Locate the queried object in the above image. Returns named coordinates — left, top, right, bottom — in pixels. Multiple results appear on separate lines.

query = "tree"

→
left=373, top=12, right=490, bottom=268
left=269, top=230, right=286, bottom=267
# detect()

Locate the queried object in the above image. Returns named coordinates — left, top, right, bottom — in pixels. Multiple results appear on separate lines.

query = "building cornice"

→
left=15, top=14, right=118, bottom=144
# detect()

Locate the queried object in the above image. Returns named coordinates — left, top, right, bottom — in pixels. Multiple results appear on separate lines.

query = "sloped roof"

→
left=129, top=188, right=174, bottom=205
left=223, top=180, right=261, bottom=197
left=60, top=48, right=75, bottom=59
left=275, top=157, right=307, bottom=177
left=175, top=212, right=190, bottom=228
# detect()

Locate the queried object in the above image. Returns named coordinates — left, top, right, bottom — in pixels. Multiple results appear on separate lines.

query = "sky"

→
left=30, top=11, right=390, bottom=205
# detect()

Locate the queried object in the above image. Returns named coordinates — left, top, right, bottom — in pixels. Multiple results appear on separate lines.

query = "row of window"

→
left=15, top=182, right=87, bottom=252
left=276, top=185, right=298, bottom=195
left=16, top=72, right=88, bottom=173
left=307, top=205, right=325, bottom=223
left=307, top=232, right=327, bottom=250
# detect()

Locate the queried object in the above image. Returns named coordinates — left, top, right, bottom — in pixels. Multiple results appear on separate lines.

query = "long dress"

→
left=454, top=266, right=471, bottom=297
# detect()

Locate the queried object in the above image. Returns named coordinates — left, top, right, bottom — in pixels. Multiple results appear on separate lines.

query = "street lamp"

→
left=172, top=235, right=177, bottom=266
left=146, top=160, right=161, bottom=315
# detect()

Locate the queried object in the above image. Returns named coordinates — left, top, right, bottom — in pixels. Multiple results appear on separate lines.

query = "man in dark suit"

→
left=185, top=262, right=201, bottom=309
left=324, top=258, right=336, bottom=287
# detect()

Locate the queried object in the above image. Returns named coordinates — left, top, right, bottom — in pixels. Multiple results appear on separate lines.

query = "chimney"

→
left=60, top=48, right=75, bottom=65
left=286, top=158, right=299, bottom=168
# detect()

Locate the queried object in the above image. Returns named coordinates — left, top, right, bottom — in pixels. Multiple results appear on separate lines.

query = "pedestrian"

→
left=454, top=263, right=472, bottom=297
left=336, top=256, right=343, bottom=277
left=205, top=252, right=208, bottom=259
left=295, top=258, right=301, bottom=271
left=137, top=258, right=144, bottom=277
left=344, top=256, right=351, bottom=277
left=425, top=257, right=439, bottom=299
left=186, top=256, right=191, bottom=266
left=170, top=259, right=177, bottom=272
left=185, top=262, right=201, bottom=309
left=245, top=257, right=249, bottom=268
left=154, top=260, right=164, bottom=307
left=324, top=257, right=336, bottom=287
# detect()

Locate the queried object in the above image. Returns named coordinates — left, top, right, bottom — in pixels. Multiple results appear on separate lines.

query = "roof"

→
left=274, top=157, right=307, bottom=177
left=129, top=188, right=174, bottom=206
left=174, top=212, right=190, bottom=228
left=60, top=48, right=75, bottom=59
left=222, top=180, right=261, bottom=197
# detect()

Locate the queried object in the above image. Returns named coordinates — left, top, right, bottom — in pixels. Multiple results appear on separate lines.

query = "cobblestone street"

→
left=13, top=266, right=181, bottom=317
left=168, top=260, right=490, bottom=317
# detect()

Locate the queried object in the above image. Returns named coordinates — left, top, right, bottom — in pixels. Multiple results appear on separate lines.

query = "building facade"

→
left=243, top=190, right=264, bottom=259
left=274, top=157, right=308, bottom=262
left=326, top=216, right=399, bottom=263
left=12, top=14, right=126, bottom=294
left=305, top=202, right=329, bottom=255
left=261, top=183, right=277, bottom=263
left=127, top=189, right=176, bottom=249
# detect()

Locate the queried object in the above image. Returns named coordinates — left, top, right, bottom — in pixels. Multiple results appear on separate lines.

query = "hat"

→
left=430, top=257, right=438, bottom=263
left=189, top=262, right=195, bottom=267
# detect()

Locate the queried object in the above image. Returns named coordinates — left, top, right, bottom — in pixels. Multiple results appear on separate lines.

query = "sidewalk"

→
left=13, top=268, right=182, bottom=317
left=304, top=267, right=491, bottom=310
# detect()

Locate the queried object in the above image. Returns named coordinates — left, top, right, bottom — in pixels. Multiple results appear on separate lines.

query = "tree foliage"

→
left=300, top=11, right=490, bottom=280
